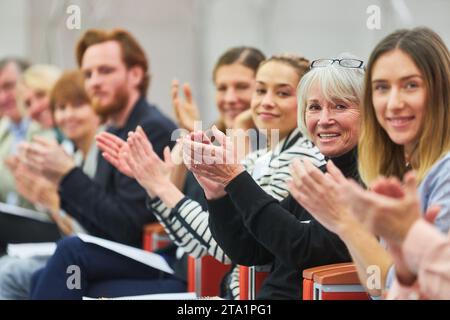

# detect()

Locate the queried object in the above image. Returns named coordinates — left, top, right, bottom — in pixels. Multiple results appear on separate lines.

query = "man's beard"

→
left=91, top=85, right=129, bottom=119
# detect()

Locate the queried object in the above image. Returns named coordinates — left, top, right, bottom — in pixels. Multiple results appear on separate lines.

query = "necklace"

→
left=405, top=162, right=412, bottom=170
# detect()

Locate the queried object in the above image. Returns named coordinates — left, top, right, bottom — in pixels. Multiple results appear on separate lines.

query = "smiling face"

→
left=54, top=102, right=99, bottom=144
left=214, top=63, right=255, bottom=128
left=251, top=61, right=300, bottom=140
left=305, top=82, right=361, bottom=157
left=24, top=86, right=53, bottom=128
left=371, top=49, right=427, bottom=156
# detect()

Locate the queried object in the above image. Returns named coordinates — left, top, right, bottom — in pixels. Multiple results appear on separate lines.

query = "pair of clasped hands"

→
left=96, top=125, right=246, bottom=201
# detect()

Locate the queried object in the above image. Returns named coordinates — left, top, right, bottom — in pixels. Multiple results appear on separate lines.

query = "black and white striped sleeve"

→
left=229, top=265, right=241, bottom=300
left=149, top=197, right=231, bottom=264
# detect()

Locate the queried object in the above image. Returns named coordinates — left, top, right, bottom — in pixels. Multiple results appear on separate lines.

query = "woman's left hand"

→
left=125, top=126, right=175, bottom=198
left=48, top=210, right=74, bottom=236
left=233, top=108, right=255, bottom=131
left=18, top=137, right=76, bottom=185
left=181, top=126, right=245, bottom=187
left=96, top=131, right=134, bottom=178
left=288, top=159, right=358, bottom=235
left=7, top=156, right=59, bottom=211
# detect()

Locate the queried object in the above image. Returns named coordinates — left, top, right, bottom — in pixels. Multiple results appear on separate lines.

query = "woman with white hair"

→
left=184, top=55, right=365, bottom=299
left=289, top=27, right=450, bottom=299
left=21, top=64, right=63, bottom=143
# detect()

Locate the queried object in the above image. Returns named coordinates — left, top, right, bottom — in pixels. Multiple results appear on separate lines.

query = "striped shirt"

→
left=149, top=128, right=325, bottom=299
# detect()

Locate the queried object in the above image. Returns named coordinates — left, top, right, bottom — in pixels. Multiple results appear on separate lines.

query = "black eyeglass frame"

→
left=310, top=58, right=365, bottom=69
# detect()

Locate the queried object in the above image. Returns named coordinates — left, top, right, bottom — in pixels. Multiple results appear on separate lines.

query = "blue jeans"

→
left=0, top=255, right=48, bottom=299
left=30, top=236, right=185, bottom=299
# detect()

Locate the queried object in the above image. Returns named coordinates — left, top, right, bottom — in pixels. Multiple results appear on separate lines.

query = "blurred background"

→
left=1, top=0, right=449, bottom=126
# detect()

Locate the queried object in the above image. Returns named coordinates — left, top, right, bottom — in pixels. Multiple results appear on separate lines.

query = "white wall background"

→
left=1, top=0, right=449, bottom=125
left=0, top=0, right=28, bottom=59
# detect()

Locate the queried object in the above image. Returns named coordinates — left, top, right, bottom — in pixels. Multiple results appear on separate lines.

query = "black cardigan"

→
left=58, top=97, right=177, bottom=247
left=208, top=149, right=360, bottom=299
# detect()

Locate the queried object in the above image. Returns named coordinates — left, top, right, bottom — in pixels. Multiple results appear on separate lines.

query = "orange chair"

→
left=187, top=255, right=231, bottom=297
left=144, top=225, right=231, bottom=297
left=142, top=223, right=172, bottom=252
left=302, top=263, right=370, bottom=300
left=303, top=263, right=353, bottom=300
left=239, top=265, right=270, bottom=300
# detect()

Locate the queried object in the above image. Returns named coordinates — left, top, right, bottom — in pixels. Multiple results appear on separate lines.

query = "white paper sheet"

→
left=0, top=202, right=52, bottom=222
left=83, top=292, right=198, bottom=300
left=7, top=242, right=56, bottom=258
left=77, top=234, right=174, bottom=274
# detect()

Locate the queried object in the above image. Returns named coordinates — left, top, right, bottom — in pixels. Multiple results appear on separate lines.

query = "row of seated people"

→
left=0, top=29, right=178, bottom=298
left=129, top=24, right=448, bottom=298
left=1, top=32, right=324, bottom=299
left=0, top=25, right=449, bottom=300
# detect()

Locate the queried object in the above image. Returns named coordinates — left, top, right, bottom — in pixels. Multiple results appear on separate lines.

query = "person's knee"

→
left=53, top=236, right=87, bottom=264
left=0, top=256, right=16, bottom=274
left=0, top=258, right=25, bottom=299
left=0, top=257, right=49, bottom=300
left=29, top=268, right=45, bottom=299
left=55, top=236, right=85, bottom=255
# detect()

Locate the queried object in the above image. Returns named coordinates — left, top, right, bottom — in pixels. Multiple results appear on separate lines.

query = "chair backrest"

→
left=302, top=263, right=370, bottom=300
left=142, top=223, right=172, bottom=252
left=187, top=255, right=231, bottom=297
left=302, top=262, right=354, bottom=300
left=239, top=265, right=270, bottom=300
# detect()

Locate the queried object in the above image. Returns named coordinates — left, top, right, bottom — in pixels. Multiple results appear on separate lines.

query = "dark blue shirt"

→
left=58, top=97, right=177, bottom=247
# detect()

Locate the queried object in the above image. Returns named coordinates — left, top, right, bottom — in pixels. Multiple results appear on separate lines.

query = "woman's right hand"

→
left=172, top=79, right=200, bottom=132
left=233, top=108, right=255, bottom=131
left=181, top=127, right=246, bottom=187
left=96, top=132, right=134, bottom=178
